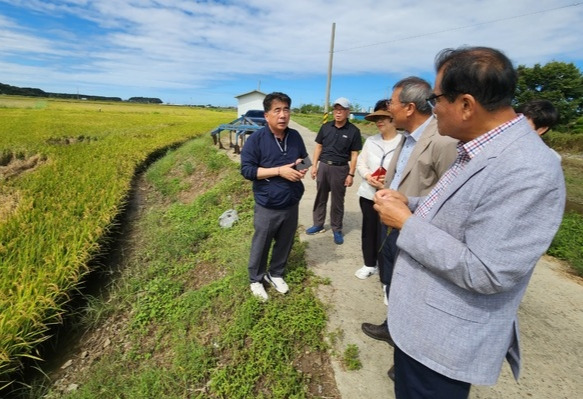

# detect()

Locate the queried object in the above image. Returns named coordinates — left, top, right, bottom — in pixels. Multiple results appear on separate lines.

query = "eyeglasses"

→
left=426, top=93, right=446, bottom=109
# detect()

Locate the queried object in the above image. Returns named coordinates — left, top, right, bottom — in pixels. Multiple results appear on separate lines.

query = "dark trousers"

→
left=378, top=225, right=400, bottom=293
left=248, top=203, right=298, bottom=283
left=394, top=345, right=471, bottom=399
left=312, top=162, right=349, bottom=232
left=359, top=197, right=382, bottom=267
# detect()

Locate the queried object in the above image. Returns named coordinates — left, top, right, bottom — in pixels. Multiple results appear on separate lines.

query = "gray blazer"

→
left=388, top=117, right=566, bottom=385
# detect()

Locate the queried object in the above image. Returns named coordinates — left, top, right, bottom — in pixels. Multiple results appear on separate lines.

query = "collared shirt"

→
left=315, top=120, right=362, bottom=163
left=389, top=116, right=433, bottom=190
left=415, top=115, right=524, bottom=218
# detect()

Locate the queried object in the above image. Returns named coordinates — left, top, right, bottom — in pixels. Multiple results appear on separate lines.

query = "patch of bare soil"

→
left=48, top=311, right=132, bottom=395
left=46, top=136, right=98, bottom=145
left=173, top=165, right=228, bottom=205
left=182, top=260, right=229, bottom=292
left=0, top=153, right=46, bottom=180
left=212, top=134, right=246, bottom=163
left=294, top=348, right=341, bottom=398
left=0, top=153, right=46, bottom=223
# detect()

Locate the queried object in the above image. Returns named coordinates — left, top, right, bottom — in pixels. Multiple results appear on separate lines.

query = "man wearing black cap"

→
left=306, top=97, right=362, bottom=245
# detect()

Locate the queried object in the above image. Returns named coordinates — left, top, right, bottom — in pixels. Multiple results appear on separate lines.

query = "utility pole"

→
left=323, top=22, right=335, bottom=124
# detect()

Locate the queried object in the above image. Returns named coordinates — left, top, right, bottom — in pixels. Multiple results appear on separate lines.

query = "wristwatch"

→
left=348, top=173, right=355, bottom=177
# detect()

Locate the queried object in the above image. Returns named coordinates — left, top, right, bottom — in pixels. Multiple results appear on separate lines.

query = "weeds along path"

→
left=289, top=119, right=583, bottom=399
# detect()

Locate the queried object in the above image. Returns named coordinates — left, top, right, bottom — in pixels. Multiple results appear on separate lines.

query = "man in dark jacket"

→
left=240, top=92, right=309, bottom=301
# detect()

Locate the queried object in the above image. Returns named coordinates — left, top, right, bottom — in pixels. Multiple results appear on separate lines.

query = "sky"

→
left=1, top=0, right=583, bottom=109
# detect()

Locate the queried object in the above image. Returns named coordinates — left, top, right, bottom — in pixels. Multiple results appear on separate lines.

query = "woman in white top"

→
left=354, top=100, right=402, bottom=279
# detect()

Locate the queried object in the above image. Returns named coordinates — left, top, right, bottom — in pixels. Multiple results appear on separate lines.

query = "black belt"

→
left=322, top=160, right=348, bottom=166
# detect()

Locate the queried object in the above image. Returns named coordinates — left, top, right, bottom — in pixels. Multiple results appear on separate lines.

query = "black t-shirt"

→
left=315, top=121, right=362, bottom=163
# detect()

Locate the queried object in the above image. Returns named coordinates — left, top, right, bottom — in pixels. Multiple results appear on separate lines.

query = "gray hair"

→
left=393, top=76, right=433, bottom=115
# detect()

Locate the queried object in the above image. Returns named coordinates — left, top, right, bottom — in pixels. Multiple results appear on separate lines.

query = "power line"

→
left=335, top=2, right=583, bottom=53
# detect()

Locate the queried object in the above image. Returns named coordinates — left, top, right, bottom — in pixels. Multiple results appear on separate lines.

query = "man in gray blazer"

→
left=374, top=46, right=565, bottom=398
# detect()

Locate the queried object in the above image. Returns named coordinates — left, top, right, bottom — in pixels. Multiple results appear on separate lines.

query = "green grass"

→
left=561, top=156, right=583, bottom=206
left=291, top=114, right=325, bottom=133
left=543, top=131, right=583, bottom=153
left=550, top=154, right=583, bottom=277
left=548, top=211, right=583, bottom=276
left=21, top=136, right=332, bottom=398
left=341, top=344, right=362, bottom=371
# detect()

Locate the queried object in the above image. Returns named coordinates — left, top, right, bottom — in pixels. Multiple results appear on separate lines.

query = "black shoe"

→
left=361, top=320, right=394, bottom=347
left=387, top=365, right=395, bottom=381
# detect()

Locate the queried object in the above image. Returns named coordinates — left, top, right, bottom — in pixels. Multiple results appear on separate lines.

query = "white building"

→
left=235, top=90, right=266, bottom=117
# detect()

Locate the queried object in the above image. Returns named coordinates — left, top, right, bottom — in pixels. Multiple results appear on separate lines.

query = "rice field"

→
left=0, top=96, right=235, bottom=384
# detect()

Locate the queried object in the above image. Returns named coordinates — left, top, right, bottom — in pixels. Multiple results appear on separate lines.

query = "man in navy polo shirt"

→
left=241, top=92, right=309, bottom=301
left=306, top=97, right=362, bottom=245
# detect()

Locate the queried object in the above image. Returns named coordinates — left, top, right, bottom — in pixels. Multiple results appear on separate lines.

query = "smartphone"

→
left=295, top=156, right=312, bottom=171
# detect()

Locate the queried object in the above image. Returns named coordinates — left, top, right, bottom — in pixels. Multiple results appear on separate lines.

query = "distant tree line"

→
left=296, top=103, right=364, bottom=114
left=0, top=82, right=161, bottom=104
left=0, top=83, right=47, bottom=97
left=128, top=97, right=163, bottom=104
left=296, top=103, right=324, bottom=114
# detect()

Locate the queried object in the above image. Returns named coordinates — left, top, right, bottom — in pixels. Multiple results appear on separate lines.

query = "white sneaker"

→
left=250, top=282, right=268, bottom=301
left=264, top=274, right=289, bottom=294
left=355, top=265, right=378, bottom=280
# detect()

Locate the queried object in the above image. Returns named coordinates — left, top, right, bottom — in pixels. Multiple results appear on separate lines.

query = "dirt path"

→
left=290, top=120, right=583, bottom=399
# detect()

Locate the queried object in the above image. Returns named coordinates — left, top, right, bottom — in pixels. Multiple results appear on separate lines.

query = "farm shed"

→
left=235, top=90, right=266, bottom=117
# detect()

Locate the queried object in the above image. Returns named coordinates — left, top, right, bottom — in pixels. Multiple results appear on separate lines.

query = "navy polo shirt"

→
left=241, top=126, right=308, bottom=209
left=315, top=121, right=362, bottom=163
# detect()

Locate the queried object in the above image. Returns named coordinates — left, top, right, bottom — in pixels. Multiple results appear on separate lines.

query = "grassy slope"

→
left=547, top=155, right=583, bottom=275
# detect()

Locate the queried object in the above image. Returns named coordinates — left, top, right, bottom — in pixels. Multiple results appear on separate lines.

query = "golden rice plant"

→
left=0, top=97, right=235, bottom=383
